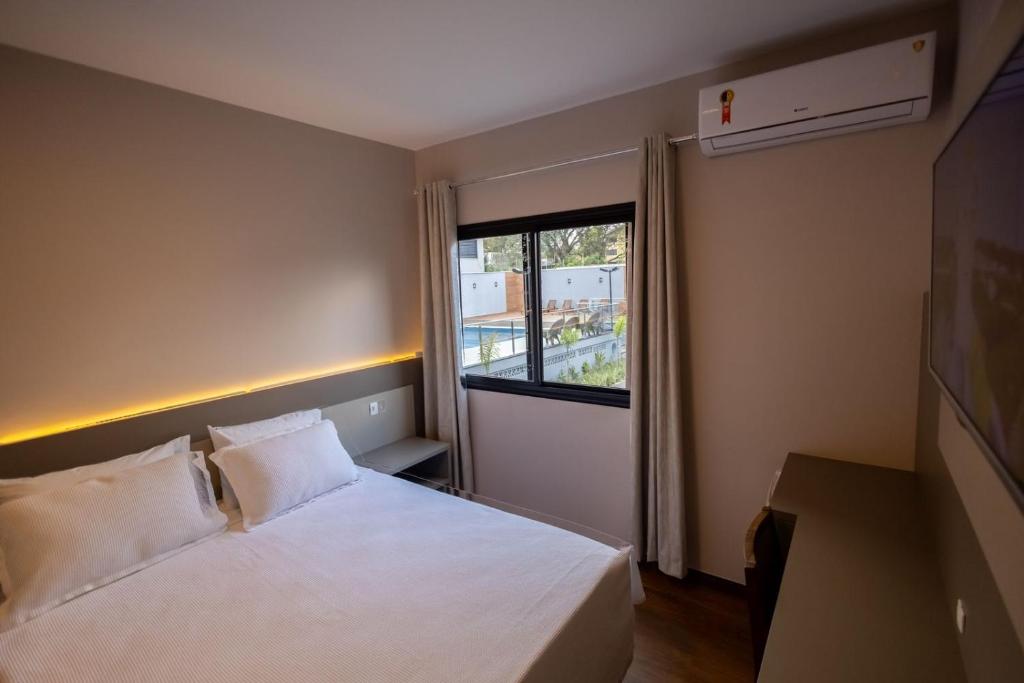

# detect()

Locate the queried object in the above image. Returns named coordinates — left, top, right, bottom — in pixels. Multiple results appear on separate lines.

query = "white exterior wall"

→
left=459, top=272, right=506, bottom=317
left=540, top=265, right=625, bottom=308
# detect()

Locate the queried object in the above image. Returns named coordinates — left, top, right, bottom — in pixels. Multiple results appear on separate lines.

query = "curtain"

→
left=628, top=134, right=686, bottom=578
left=417, top=180, right=475, bottom=491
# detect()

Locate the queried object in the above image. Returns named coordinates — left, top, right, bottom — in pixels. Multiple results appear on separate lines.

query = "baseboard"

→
left=687, top=568, right=747, bottom=596
left=638, top=561, right=747, bottom=596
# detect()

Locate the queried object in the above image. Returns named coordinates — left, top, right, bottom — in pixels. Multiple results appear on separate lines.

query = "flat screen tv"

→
left=930, top=36, right=1024, bottom=507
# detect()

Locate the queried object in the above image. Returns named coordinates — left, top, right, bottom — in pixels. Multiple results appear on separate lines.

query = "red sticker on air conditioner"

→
left=720, top=89, right=734, bottom=125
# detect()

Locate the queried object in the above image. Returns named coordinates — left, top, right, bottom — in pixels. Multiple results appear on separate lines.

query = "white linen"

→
left=0, top=454, right=228, bottom=631
left=208, top=408, right=322, bottom=509
left=210, top=420, right=359, bottom=529
left=207, top=409, right=322, bottom=451
left=0, top=435, right=191, bottom=505
left=0, top=468, right=633, bottom=682
left=0, top=443, right=219, bottom=599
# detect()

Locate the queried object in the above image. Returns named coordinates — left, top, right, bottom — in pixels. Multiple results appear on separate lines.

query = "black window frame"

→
left=457, top=203, right=633, bottom=409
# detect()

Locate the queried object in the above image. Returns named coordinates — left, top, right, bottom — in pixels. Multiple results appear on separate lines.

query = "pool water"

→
left=462, top=325, right=526, bottom=348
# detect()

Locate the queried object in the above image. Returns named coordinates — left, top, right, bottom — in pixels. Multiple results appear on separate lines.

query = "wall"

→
left=416, top=6, right=956, bottom=581
left=459, top=272, right=507, bottom=317
left=0, top=45, right=420, bottom=443
left=468, top=390, right=633, bottom=544
left=540, top=266, right=626, bottom=310
left=915, top=0, right=1024, bottom=667
left=917, top=302, right=1024, bottom=679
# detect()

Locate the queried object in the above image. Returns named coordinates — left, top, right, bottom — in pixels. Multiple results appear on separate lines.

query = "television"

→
left=930, top=36, right=1024, bottom=507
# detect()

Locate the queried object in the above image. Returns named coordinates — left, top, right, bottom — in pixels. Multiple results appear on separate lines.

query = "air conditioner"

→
left=698, top=32, right=935, bottom=157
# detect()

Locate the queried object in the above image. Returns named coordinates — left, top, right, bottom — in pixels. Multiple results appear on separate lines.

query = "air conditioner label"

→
left=720, top=89, right=734, bottom=125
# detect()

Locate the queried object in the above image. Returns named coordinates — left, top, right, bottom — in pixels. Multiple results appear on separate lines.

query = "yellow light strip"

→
left=0, top=352, right=421, bottom=446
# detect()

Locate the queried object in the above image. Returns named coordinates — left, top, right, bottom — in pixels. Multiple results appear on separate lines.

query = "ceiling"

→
left=0, top=1, right=933, bottom=150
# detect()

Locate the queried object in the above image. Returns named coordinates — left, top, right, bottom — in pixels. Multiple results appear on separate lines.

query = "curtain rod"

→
left=414, top=133, right=697, bottom=195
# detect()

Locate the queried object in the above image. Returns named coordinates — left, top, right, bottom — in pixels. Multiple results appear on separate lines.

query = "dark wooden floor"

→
left=623, top=565, right=754, bottom=683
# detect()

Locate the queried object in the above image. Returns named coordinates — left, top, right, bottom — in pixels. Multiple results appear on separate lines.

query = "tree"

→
left=560, top=326, right=582, bottom=376
left=482, top=234, right=523, bottom=273
left=481, top=223, right=627, bottom=272
left=541, top=223, right=626, bottom=268
left=479, top=333, right=499, bottom=374
left=613, top=316, right=627, bottom=342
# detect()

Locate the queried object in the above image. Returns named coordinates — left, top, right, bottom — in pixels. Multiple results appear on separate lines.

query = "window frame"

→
left=457, top=203, right=633, bottom=409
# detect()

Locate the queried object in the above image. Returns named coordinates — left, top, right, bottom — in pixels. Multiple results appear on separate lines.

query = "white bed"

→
left=0, top=467, right=634, bottom=682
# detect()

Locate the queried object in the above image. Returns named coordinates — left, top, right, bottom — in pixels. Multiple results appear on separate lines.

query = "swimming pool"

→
left=462, top=325, right=527, bottom=348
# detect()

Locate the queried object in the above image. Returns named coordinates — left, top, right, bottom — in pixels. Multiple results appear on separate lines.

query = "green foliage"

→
left=557, top=356, right=626, bottom=388
left=559, top=326, right=582, bottom=348
left=481, top=234, right=524, bottom=272
left=480, top=224, right=627, bottom=272
left=613, top=316, right=627, bottom=341
left=479, top=333, right=499, bottom=373
left=540, top=223, right=627, bottom=268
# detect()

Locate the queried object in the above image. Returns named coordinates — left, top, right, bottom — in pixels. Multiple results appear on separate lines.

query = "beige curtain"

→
left=417, top=180, right=475, bottom=490
left=629, top=134, right=686, bottom=578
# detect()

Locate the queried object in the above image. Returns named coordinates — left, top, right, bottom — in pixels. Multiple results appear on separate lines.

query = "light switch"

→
left=369, top=401, right=380, bottom=416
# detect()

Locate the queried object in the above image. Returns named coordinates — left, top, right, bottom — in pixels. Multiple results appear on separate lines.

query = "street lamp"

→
left=599, top=266, right=619, bottom=322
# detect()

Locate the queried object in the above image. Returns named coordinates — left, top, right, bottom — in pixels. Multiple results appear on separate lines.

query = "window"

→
left=457, top=204, right=631, bottom=408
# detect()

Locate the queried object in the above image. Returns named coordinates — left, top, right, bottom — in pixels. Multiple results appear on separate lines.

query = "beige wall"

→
left=416, top=6, right=955, bottom=582
left=928, top=0, right=1024, bottom=651
left=0, top=45, right=420, bottom=442
left=468, top=391, right=632, bottom=543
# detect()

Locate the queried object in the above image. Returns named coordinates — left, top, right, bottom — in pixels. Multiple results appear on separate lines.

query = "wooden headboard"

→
left=0, top=357, right=424, bottom=480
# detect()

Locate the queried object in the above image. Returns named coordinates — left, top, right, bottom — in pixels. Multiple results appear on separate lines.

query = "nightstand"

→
left=354, top=437, right=450, bottom=489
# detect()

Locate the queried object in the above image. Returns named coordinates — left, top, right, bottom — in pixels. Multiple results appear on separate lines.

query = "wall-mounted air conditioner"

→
left=698, top=32, right=935, bottom=157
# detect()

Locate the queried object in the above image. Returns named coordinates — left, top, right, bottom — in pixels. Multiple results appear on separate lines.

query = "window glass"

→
left=458, top=234, right=531, bottom=380
left=539, top=223, right=628, bottom=388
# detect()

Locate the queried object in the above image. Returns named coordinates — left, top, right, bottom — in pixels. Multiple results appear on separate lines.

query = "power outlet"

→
left=956, top=598, right=967, bottom=635
left=369, top=401, right=380, bottom=416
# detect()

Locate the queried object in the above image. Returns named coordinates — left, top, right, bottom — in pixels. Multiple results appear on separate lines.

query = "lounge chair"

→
left=545, top=299, right=557, bottom=312
left=545, top=318, right=564, bottom=345
left=578, top=298, right=589, bottom=311
left=584, top=310, right=604, bottom=336
left=560, top=299, right=573, bottom=311
left=564, top=316, right=580, bottom=332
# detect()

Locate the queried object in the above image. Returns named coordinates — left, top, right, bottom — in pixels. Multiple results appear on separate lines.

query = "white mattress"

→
left=0, top=468, right=634, bottom=682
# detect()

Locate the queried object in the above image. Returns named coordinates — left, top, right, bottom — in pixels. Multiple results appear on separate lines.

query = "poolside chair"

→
left=545, top=299, right=557, bottom=312
left=545, top=318, right=564, bottom=345
left=578, top=298, right=589, bottom=311
left=584, top=309, right=604, bottom=336
left=560, top=299, right=573, bottom=311
left=564, top=316, right=580, bottom=332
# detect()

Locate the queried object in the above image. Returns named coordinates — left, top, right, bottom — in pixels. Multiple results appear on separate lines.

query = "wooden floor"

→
left=623, top=565, right=755, bottom=683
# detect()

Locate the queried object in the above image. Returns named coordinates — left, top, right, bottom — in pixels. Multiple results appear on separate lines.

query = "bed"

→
left=0, top=467, right=635, bottom=682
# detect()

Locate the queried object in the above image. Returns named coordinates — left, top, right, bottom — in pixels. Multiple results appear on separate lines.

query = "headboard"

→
left=0, top=357, right=424, bottom=480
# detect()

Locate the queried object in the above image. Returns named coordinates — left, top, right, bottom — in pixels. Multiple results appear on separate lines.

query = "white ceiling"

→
left=0, top=1, right=932, bottom=150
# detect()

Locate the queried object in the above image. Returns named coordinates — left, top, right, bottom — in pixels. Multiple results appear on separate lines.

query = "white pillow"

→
left=0, top=435, right=192, bottom=505
left=207, top=409, right=322, bottom=451
left=0, top=453, right=227, bottom=631
left=207, top=409, right=322, bottom=509
left=210, top=419, right=358, bottom=530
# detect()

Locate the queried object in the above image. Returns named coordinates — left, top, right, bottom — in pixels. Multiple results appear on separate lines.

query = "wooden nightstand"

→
left=354, top=437, right=450, bottom=489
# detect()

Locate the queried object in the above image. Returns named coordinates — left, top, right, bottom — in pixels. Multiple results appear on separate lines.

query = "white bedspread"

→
left=0, top=469, right=634, bottom=682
